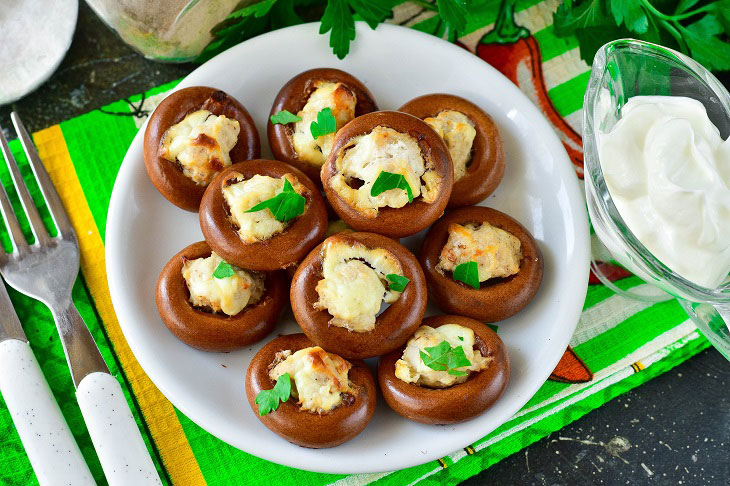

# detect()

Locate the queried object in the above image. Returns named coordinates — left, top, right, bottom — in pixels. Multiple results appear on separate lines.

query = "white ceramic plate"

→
left=106, top=23, right=590, bottom=474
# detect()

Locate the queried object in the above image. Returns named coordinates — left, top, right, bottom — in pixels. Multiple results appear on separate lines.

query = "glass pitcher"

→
left=84, top=0, right=246, bottom=62
left=583, top=39, right=730, bottom=360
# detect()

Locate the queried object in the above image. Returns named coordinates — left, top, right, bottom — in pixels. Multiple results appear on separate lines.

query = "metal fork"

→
left=0, top=113, right=161, bottom=486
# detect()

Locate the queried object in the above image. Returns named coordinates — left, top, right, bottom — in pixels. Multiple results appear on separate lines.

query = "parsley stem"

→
left=408, top=0, right=438, bottom=12
left=658, top=18, right=688, bottom=54
left=639, top=0, right=712, bottom=21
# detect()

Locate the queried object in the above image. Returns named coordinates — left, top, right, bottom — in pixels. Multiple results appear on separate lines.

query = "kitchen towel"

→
left=0, top=1, right=710, bottom=484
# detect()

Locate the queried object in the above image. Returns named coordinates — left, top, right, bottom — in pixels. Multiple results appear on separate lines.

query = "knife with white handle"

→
left=0, top=285, right=94, bottom=486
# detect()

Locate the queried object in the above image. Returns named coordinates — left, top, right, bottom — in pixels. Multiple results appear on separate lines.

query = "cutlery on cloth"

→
left=0, top=281, right=94, bottom=486
left=0, top=113, right=162, bottom=486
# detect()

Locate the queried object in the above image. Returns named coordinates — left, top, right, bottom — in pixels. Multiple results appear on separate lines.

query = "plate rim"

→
left=105, top=21, right=590, bottom=474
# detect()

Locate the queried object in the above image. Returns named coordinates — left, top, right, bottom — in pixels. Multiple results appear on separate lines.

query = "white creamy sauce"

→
left=599, top=96, right=730, bottom=289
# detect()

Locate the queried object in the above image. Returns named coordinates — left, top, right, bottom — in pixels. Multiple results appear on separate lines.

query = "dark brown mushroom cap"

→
left=290, top=232, right=427, bottom=359
left=199, top=160, right=328, bottom=271
left=398, top=94, right=505, bottom=208
left=155, top=241, right=286, bottom=352
left=377, top=314, right=510, bottom=425
left=419, top=206, right=543, bottom=322
left=321, top=111, right=454, bottom=238
left=144, top=86, right=261, bottom=212
left=267, top=68, right=378, bottom=184
left=245, top=333, right=377, bottom=448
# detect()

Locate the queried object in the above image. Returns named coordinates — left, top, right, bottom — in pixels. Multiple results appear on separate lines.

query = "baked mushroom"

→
left=378, top=314, right=509, bottom=424
left=291, top=232, right=427, bottom=359
left=399, top=94, right=505, bottom=208
left=144, top=86, right=260, bottom=211
left=246, top=333, right=377, bottom=448
left=199, top=160, right=328, bottom=271
left=156, top=241, right=286, bottom=351
left=419, top=206, right=543, bottom=322
left=268, top=68, right=378, bottom=184
left=321, top=111, right=454, bottom=238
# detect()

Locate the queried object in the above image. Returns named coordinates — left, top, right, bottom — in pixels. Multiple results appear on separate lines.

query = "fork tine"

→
left=0, top=127, right=35, bottom=253
left=11, top=113, right=74, bottom=241
left=0, top=161, right=29, bottom=255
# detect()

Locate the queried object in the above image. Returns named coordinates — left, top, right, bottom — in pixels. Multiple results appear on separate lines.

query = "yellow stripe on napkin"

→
left=33, top=125, right=206, bottom=486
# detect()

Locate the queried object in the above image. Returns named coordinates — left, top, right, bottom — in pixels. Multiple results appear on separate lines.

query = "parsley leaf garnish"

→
left=370, top=171, right=414, bottom=202
left=453, top=261, right=480, bottom=290
left=386, top=274, right=410, bottom=292
left=310, top=107, right=338, bottom=139
left=255, top=372, right=292, bottom=416
left=552, top=0, right=730, bottom=70
left=419, top=340, right=472, bottom=376
left=270, top=110, right=302, bottom=124
left=245, top=178, right=306, bottom=222
left=213, top=261, right=236, bottom=279
left=199, top=0, right=470, bottom=62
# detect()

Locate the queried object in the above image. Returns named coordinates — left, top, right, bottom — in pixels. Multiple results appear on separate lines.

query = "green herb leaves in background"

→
left=370, top=171, right=414, bottom=202
left=213, top=261, right=236, bottom=279
left=310, top=107, right=338, bottom=138
left=553, top=0, right=730, bottom=70
left=199, top=1, right=473, bottom=63
left=386, top=273, right=410, bottom=292
left=270, top=110, right=302, bottom=124
left=420, top=340, right=472, bottom=376
left=245, top=178, right=306, bottom=222
left=453, top=260, right=479, bottom=289
left=255, top=372, right=292, bottom=415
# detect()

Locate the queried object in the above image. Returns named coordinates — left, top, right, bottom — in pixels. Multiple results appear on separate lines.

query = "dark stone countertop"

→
left=1, top=3, right=729, bottom=485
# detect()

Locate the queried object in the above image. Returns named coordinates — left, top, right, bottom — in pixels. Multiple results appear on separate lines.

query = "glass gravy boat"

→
left=583, top=39, right=730, bottom=360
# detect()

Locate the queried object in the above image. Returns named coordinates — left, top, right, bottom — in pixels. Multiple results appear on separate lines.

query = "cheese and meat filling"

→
left=181, top=252, right=265, bottom=316
left=314, top=238, right=404, bottom=332
left=328, top=126, right=443, bottom=217
left=160, top=109, right=240, bottom=186
left=269, top=346, right=353, bottom=413
left=223, top=173, right=307, bottom=243
left=395, top=324, right=491, bottom=388
left=424, top=110, right=476, bottom=181
left=437, top=222, right=522, bottom=282
left=292, top=81, right=357, bottom=166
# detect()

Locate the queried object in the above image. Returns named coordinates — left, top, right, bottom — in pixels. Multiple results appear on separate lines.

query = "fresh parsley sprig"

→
left=270, top=110, right=302, bottom=124
left=370, top=171, right=414, bottom=202
left=198, top=1, right=472, bottom=63
left=553, top=0, right=730, bottom=70
left=213, top=261, right=236, bottom=279
left=255, top=372, right=292, bottom=415
left=453, top=261, right=480, bottom=290
left=419, top=340, right=472, bottom=376
left=310, top=107, right=338, bottom=138
left=245, top=178, right=306, bottom=222
left=386, top=273, right=410, bottom=292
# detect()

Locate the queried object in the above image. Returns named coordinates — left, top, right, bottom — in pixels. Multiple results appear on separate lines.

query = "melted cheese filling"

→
left=395, top=324, right=491, bottom=388
left=424, top=110, right=476, bottom=181
left=292, top=81, right=357, bottom=166
left=314, top=238, right=404, bottom=332
left=328, top=126, right=442, bottom=217
left=222, top=173, right=306, bottom=243
left=181, top=252, right=265, bottom=316
left=269, top=346, right=352, bottom=413
left=437, top=222, right=522, bottom=282
left=160, top=109, right=240, bottom=186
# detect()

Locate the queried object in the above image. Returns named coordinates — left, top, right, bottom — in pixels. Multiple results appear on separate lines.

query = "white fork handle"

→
left=76, top=372, right=162, bottom=486
left=0, top=339, right=95, bottom=486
